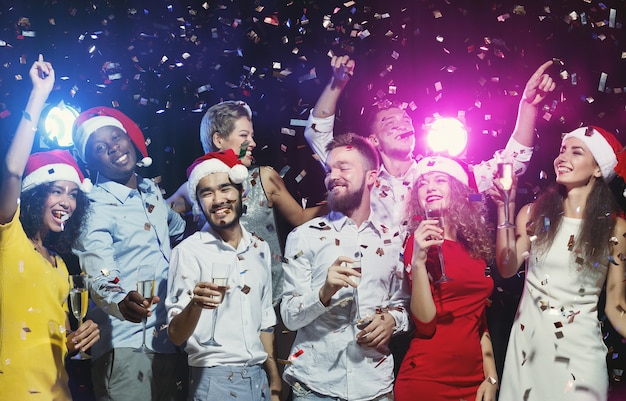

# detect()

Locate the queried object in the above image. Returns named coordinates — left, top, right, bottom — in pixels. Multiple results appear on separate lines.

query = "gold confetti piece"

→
left=567, top=235, right=575, bottom=251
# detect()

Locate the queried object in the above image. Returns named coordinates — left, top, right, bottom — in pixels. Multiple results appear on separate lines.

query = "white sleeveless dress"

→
left=500, top=217, right=609, bottom=401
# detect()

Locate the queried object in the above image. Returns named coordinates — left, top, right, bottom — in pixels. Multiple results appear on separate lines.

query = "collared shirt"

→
left=73, top=174, right=185, bottom=359
left=281, top=211, right=410, bottom=401
left=166, top=225, right=276, bottom=368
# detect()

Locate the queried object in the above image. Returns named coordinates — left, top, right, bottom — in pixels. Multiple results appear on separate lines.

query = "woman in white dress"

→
left=493, top=126, right=626, bottom=401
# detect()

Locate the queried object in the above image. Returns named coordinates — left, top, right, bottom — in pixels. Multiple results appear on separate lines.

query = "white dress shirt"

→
left=166, top=225, right=276, bottom=367
left=281, top=211, right=410, bottom=401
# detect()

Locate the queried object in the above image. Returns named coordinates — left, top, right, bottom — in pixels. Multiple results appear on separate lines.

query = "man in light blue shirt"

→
left=72, top=107, right=186, bottom=401
left=281, top=134, right=410, bottom=401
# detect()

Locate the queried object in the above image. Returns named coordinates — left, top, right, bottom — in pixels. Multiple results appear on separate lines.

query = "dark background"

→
left=2, top=0, right=626, bottom=399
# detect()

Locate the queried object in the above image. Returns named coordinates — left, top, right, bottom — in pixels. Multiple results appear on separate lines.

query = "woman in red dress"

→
left=394, top=155, right=498, bottom=401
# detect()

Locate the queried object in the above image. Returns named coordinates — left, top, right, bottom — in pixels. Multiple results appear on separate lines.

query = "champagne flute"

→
left=425, top=204, right=452, bottom=283
left=350, top=249, right=363, bottom=324
left=201, top=262, right=232, bottom=347
left=134, top=265, right=156, bottom=353
left=495, top=149, right=516, bottom=229
left=69, top=274, right=91, bottom=360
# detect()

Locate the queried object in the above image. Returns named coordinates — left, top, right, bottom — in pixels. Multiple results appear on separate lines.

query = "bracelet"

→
left=497, top=225, right=515, bottom=230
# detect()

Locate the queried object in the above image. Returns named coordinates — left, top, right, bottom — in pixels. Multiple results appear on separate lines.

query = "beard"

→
left=204, top=194, right=243, bottom=231
left=327, top=178, right=366, bottom=216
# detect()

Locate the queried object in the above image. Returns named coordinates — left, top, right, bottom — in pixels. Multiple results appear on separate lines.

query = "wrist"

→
left=486, top=376, right=498, bottom=387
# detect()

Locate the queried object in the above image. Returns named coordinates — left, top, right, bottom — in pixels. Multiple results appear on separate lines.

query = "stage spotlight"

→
left=426, top=117, right=467, bottom=156
left=39, top=101, right=79, bottom=149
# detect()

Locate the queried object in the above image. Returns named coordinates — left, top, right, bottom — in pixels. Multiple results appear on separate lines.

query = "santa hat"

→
left=562, top=126, right=626, bottom=182
left=72, top=106, right=152, bottom=167
left=415, top=155, right=474, bottom=189
left=22, top=149, right=92, bottom=193
left=186, top=149, right=248, bottom=207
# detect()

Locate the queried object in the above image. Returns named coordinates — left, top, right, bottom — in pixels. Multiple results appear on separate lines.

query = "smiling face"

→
left=554, top=137, right=602, bottom=189
left=196, top=172, right=243, bottom=231
left=416, top=171, right=451, bottom=212
left=368, top=107, right=416, bottom=160
left=212, top=117, right=256, bottom=167
left=43, top=180, right=79, bottom=233
left=324, top=145, right=375, bottom=216
left=84, top=126, right=137, bottom=184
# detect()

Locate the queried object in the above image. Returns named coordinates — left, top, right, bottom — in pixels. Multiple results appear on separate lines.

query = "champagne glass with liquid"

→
left=495, top=149, right=516, bottom=229
left=201, top=262, right=232, bottom=347
left=69, top=274, right=91, bottom=360
left=350, top=249, right=363, bottom=324
left=425, top=204, right=452, bottom=283
left=134, top=266, right=156, bottom=353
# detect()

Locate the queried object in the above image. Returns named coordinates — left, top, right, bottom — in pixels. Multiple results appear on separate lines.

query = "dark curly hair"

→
left=405, top=175, right=494, bottom=262
left=19, top=182, right=90, bottom=254
left=528, top=179, right=618, bottom=269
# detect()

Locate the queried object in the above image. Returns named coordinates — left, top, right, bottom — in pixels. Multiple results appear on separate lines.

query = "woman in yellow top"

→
left=0, top=55, right=100, bottom=400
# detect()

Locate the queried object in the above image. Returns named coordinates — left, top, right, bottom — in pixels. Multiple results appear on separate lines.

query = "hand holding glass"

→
left=134, top=266, right=155, bottom=353
left=69, top=274, right=91, bottom=360
left=201, top=262, right=232, bottom=347
left=425, top=205, right=451, bottom=282
left=495, top=149, right=515, bottom=229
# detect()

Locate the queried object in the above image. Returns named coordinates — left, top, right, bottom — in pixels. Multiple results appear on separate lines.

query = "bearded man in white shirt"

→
left=281, top=134, right=410, bottom=401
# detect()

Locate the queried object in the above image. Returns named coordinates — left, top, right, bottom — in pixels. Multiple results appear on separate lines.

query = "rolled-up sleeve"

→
left=74, top=215, right=127, bottom=320
left=472, top=137, right=534, bottom=193
left=303, top=110, right=334, bottom=166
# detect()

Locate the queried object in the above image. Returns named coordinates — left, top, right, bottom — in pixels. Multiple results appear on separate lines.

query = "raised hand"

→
left=330, top=55, right=355, bottom=87
left=522, top=60, right=556, bottom=106
left=29, top=54, right=55, bottom=96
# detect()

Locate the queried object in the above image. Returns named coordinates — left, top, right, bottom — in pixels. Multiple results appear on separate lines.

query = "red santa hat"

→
left=415, top=155, right=476, bottom=189
left=562, top=126, right=626, bottom=182
left=72, top=106, right=152, bottom=167
left=22, top=149, right=91, bottom=193
left=186, top=149, right=248, bottom=207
